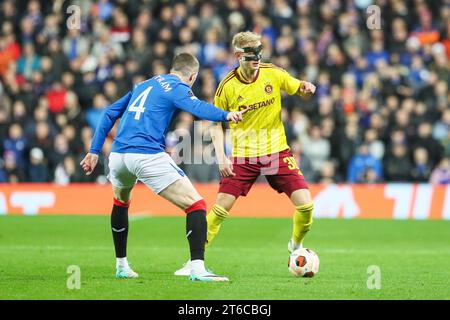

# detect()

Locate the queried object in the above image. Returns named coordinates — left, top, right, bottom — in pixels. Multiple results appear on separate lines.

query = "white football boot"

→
left=174, top=260, right=192, bottom=276
left=116, top=265, right=139, bottom=279
left=189, top=270, right=229, bottom=282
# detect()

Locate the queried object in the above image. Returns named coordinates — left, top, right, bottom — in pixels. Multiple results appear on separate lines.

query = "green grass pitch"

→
left=0, top=215, right=449, bottom=300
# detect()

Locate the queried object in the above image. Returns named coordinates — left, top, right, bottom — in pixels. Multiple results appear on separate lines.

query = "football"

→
left=288, top=248, right=320, bottom=277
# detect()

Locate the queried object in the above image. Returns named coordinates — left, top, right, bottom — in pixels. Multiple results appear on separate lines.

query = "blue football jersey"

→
left=90, top=74, right=229, bottom=154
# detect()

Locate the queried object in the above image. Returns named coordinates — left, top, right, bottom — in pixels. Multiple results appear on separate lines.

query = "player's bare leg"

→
left=111, top=186, right=139, bottom=279
left=161, top=177, right=229, bottom=281
left=288, top=189, right=314, bottom=253
left=158, top=176, right=202, bottom=210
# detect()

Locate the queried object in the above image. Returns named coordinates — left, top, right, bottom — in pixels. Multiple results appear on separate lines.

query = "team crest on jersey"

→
left=264, top=83, right=273, bottom=94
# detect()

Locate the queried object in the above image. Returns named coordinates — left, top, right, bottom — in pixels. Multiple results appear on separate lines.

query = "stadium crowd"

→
left=0, top=0, right=449, bottom=185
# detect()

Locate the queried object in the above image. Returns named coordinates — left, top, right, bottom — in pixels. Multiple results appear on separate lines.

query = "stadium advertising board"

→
left=0, top=184, right=448, bottom=219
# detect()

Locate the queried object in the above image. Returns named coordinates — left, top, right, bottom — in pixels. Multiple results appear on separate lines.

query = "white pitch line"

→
left=129, top=216, right=152, bottom=221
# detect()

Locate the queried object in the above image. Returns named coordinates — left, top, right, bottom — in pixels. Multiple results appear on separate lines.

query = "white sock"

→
left=190, top=259, right=206, bottom=274
left=116, top=257, right=129, bottom=269
left=291, top=239, right=303, bottom=250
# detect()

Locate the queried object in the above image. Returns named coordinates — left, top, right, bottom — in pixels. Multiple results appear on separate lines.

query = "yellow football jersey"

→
left=214, top=63, right=302, bottom=157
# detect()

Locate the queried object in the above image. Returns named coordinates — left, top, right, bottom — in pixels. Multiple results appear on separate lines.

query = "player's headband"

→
left=235, top=44, right=263, bottom=61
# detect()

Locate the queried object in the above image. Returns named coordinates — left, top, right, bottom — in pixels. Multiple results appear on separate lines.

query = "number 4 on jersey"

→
left=129, top=86, right=153, bottom=120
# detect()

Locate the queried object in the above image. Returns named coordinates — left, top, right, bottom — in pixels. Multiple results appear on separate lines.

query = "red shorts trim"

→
left=218, top=149, right=309, bottom=198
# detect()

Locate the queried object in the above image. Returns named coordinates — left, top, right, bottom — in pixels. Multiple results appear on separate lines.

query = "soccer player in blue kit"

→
left=80, top=53, right=246, bottom=282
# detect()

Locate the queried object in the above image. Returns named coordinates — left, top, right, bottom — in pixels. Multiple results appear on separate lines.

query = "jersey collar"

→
left=234, top=66, right=260, bottom=84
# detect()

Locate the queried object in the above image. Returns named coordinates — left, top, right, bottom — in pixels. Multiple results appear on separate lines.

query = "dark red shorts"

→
left=219, top=149, right=309, bottom=198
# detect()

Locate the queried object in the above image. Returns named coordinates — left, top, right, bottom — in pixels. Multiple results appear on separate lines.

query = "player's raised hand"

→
left=80, top=153, right=99, bottom=175
left=299, top=81, right=316, bottom=97
left=218, top=156, right=235, bottom=177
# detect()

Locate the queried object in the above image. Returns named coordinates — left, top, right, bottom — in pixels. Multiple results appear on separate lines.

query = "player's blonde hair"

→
left=232, top=31, right=261, bottom=51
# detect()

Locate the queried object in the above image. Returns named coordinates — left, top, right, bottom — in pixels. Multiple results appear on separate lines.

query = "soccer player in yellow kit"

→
left=175, top=31, right=316, bottom=276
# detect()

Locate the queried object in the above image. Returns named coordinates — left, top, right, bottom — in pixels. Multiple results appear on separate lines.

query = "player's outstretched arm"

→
left=173, top=86, right=246, bottom=123
left=276, top=66, right=316, bottom=99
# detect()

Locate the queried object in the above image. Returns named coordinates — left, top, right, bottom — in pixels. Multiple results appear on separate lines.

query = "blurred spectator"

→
left=290, top=140, right=314, bottom=183
left=384, top=143, right=412, bottom=182
left=0, top=159, right=7, bottom=182
left=198, top=2, right=224, bottom=37
left=411, top=147, right=433, bottom=182
left=62, top=124, right=83, bottom=154
left=48, top=134, right=70, bottom=176
left=92, top=0, right=114, bottom=21
left=411, top=8, right=440, bottom=46
left=17, top=43, right=41, bottom=80
left=337, top=122, right=360, bottom=177
left=126, top=28, right=152, bottom=72
left=3, top=151, right=25, bottom=182
left=64, top=91, right=84, bottom=128
left=24, top=102, right=58, bottom=140
left=47, top=39, right=69, bottom=80
left=433, top=108, right=450, bottom=143
left=54, top=155, right=77, bottom=185
left=317, top=160, right=340, bottom=184
left=110, top=9, right=131, bottom=44
left=95, top=55, right=112, bottom=85
left=3, top=123, right=27, bottom=169
left=200, top=29, right=225, bottom=67
left=86, top=93, right=109, bottom=131
left=443, top=131, right=450, bottom=158
left=111, top=64, right=129, bottom=96
left=0, top=33, right=21, bottom=77
left=46, top=82, right=67, bottom=113
left=24, top=0, right=43, bottom=29
left=19, top=15, right=36, bottom=45
left=301, top=125, right=330, bottom=176
left=62, top=29, right=90, bottom=61
left=429, top=157, right=450, bottom=185
left=364, top=128, right=385, bottom=160
left=11, top=100, right=27, bottom=126
left=366, top=41, right=389, bottom=69
left=91, top=28, right=124, bottom=61
left=36, top=14, right=59, bottom=46
left=30, top=121, right=53, bottom=156
left=347, top=144, right=383, bottom=183
left=27, top=147, right=49, bottom=182
left=412, top=122, right=444, bottom=167
left=103, top=81, right=119, bottom=102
